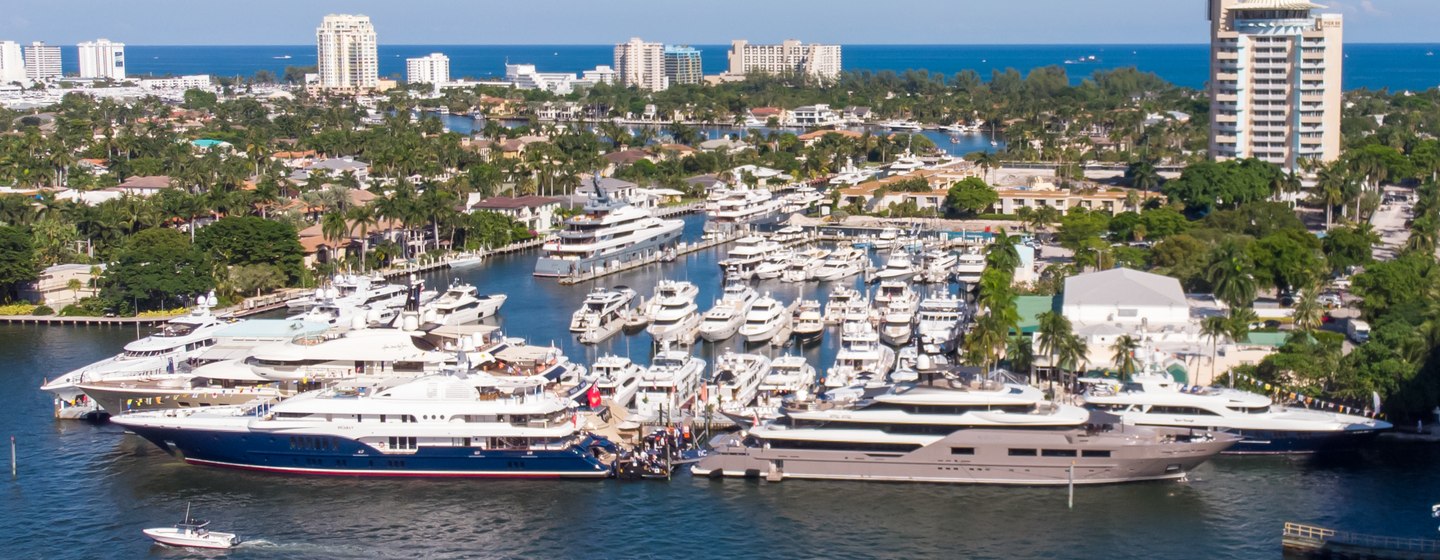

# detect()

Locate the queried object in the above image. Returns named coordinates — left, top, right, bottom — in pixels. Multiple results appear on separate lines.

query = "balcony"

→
left=1215, top=135, right=1239, bottom=144
left=1216, top=72, right=1239, bottom=82
left=1215, top=93, right=1240, bottom=103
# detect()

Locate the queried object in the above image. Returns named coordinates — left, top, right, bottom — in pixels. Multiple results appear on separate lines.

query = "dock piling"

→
left=10, top=436, right=15, bottom=479
left=1068, top=463, right=1074, bottom=509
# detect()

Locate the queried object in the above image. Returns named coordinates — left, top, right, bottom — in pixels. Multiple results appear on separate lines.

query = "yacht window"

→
left=1042, top=449, right=1079, bottom=457
left=1008, top=449, right=1038, bottom=456
left=1081, top=450, right=1111, bottom=458
left=950, top=447, right=975, bottom=455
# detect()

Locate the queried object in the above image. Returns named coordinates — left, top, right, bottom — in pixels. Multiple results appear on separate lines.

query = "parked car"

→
left=1318, top=293, right=1343, bottom=308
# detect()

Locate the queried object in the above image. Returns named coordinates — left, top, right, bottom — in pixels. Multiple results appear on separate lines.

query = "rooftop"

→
left=1064, top=268, right=1187, bottom=312
left=472, top=195, right=562, bottom=210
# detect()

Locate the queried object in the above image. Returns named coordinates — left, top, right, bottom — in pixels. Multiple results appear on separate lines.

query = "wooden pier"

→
left=1282, top=522, right=1440, bottom=559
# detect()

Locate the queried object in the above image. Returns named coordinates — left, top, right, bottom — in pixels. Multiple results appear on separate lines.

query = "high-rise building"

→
left=663, top=46, right=702, bottom=86
left=406, top=52, right=449, bottom=86
left=0, top=41, right=24, bottom=84
left=613, top=37, right=668, bottom=91
left=23, top=41, right=61, bottom=81
left=1208, top=0, right=1343, bottom=170
left=315, top=14, right=378, bottom=91
left=726, top=40, right=841, bottom=81
left=77, top=38, right=126, bottom=81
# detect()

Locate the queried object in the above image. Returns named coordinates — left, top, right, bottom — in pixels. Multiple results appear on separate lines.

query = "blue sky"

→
left=2, top=0, right=1436, bottom=45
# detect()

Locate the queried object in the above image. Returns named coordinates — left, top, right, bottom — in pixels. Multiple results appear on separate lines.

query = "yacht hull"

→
left=1218, top=428, right=1384, bottom=454
left=119, top=425, right=613, bottom=478
left=534, top=227, right=682, bottom=277
left=695, top=428, right=1237, bottom=485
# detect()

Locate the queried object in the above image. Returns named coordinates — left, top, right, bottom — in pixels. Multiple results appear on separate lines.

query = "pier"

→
left=1282, top=522, right=1440, bottom=559
left=557, top=231, right=743, bottom=286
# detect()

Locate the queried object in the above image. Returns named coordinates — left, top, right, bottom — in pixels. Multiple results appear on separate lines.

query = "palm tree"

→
left=1005, top=334, right=1036, bottom=382
left=1313, top=164, right=1349, bottom=229
left=964, top=313, right=1010, bottom=373
left=1200, top=315, right=1229, bottom=385
left=320, top=211, right=350, bottom=264
left=1291, top=283, right=1323, bottom=338
left=347, top=205, right=379, bottom=270
left=1035, top=310, right=1075, bottom=388
left=984, top=228, right=1021, bottom=276
left=1110, top=335, right=1140, bottom=381
left=1206, top=240, right=1257, bottom=309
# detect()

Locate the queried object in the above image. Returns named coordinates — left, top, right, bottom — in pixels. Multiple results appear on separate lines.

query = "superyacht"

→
left=645, top=281, right=701, bottom=345
left=698, top=282, right=759, bottom=342
left=534, top=185, right=683, bottom=277
left=696, top=370, right=1239, bottom=484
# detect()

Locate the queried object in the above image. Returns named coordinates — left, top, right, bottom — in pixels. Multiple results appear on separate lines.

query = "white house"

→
left=1063, top=268, right=1191, bottom=338
left=468, top=195, right=563, bottom=232
left=788, top=104, right=842, bottom=127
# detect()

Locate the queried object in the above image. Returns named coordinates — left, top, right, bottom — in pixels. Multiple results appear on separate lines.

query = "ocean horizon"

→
left=59, top=43, right=1440, bottom=91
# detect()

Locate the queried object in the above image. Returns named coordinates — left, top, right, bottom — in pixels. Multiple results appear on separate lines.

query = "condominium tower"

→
left=78, top=38, right=126, bottom=80
left=614, top=37, right=668, bottom=91
left=1208, top=0, right=1343, bottom=170
left=406, top=52, right=450, bottom=86
left=315, top=14, right=378, bottom=91
left=726, top=40, right=841, bottom=81
left=0, top=41, right=24, bottom=84
left=663, top=46, right=702, bottom=86
left=23, top=41, right=61, bottom=81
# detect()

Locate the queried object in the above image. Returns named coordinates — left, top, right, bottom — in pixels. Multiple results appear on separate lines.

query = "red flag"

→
left=587, top=385, right=601, bottom=408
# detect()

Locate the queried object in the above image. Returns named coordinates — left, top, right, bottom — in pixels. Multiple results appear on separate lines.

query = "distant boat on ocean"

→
left=272, top=55, right=291, bottom=60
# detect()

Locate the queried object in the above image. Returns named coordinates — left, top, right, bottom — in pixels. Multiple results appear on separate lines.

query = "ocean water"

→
left=6, top=214, right=1440, bottom=558
left=85, top=43, right=1440, bottom=91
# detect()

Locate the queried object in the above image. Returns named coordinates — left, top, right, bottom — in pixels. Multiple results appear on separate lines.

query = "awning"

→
left=190, top=360, right=269, bottom=382
left=196, top=345, right=260, bottom=362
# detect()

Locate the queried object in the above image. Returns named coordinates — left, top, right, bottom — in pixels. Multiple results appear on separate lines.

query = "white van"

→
left=1347, top=319, right=1371, bottom=344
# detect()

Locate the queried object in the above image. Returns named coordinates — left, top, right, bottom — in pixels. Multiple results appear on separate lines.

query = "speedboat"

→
left=698, top=283, right=759, bottom=342
left=740, top=294, right=791, bottom=344
left=646, top=281, right=701, bottom=345
left=143, top=505, right=239, bottom=549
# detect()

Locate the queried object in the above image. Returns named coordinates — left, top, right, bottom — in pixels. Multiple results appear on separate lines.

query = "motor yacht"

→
left=878, top=302, right=916, bottom=347
left=823, top=286, right=863, bottom=325
left=114, top=370, right=616, bottom=478
left=825, top=322, right=896, bottom=388
left=698, top=283, right=759, bottom=342
left=954, top=248, right=987, bottom=284
left=420, top=280, right=506, bottom=327
left=696, top=370, right=1239, bottom=485
left=44, top=294, right=230, bottom=409
left=916, top=293, right=966, bottom=355
left=873, top=250, right=918, bottom=282
left=873, top=280, right=918, bottom=314
left=570, top=286, right=636, bottom=344
left=629, top=350, right=705, bottom=425
left=740, top=294, right=791, bottom=344
left=869, top=227, right=902, bottom=251
left=1079, top=371, right=1392, bottom=454
left=719, top=236, right=783, bottom=281
left=812, top=246, right=867, bottom=282
left=535, top=183, right=684, bottom=277
left=753, top=249, right=794, bottom=280
left=706, top=352, right=770, bottom=410
left=645, top=281, right=701, bottom=345
left=703, top=183, right=784, bottom=233
left=781, top=247, right=830, bottom=283
left=792, top=299, right=825, bottom=342
left=591, top=354, right=644, bottom=409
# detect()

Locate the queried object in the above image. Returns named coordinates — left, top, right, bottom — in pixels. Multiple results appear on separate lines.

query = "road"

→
left=1370, top=185, right=1413, bottom=261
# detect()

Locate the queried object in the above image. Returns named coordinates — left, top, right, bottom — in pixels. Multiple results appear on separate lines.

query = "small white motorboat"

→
left=143, top=504, right=239, bottom=549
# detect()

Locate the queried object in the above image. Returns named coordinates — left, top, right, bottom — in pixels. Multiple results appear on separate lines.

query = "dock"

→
left=1282, top=522, right=1440, bottom=559
left=558, top=231, right=744, bottom=286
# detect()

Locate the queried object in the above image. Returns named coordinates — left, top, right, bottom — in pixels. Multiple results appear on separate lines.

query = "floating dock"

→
left=1282, top=522, right=1440, bottom=559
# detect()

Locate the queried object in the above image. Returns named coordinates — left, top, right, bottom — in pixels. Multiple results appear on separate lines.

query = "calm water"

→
left=75, top=44, right=1440, bottom=91
left=6, top=214, right=1440, bottom=559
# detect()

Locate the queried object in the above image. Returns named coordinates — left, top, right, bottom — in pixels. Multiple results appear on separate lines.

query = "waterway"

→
left=5, top=215, right=1440, bottom=558
left=434, top=112, right=1007, bottom=157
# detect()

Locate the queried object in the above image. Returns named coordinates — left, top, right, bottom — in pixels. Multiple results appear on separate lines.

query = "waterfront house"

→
left=797, top=129, right=863, bottom=147
left=788, top=104, right=842, bottom=127
left=991, top=178, right=1157, bottom=216
left=20, top=263, right=104, bottom=307
left=466, top=195, right=562, bottom=232
left=113, top=175, right=171, bottom=197
left=289, top=157, right=371, bottom=185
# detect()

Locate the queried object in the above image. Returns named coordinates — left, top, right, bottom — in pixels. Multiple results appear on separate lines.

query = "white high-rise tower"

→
left=0, top=41, right=24, bottom=84
left=613, top=37, right=668, bottom=91
left=315, top=14, right=378, bottom=92
left=78, top=38, right=126, bottom=81
left=1208, top=0, right=1343, bottom=170
left=24, top=41, right=61, bottom=81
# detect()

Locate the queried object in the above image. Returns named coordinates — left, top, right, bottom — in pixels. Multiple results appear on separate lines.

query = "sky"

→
left=2, top=0, right=1437, bottom=45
